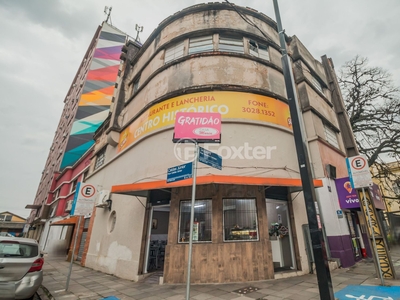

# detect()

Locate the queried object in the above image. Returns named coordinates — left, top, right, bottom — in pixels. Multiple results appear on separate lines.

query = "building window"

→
left=393, top=181, right=400, bottom=195
left=55, top=189, right=60, bottom=200
left=82, top=170, right=89, bottom=181
left=189, top=35, right=213, bottom=54
left=94, top=147, right=106, bottom=170
left=223, top=198, right=258, bottom=241
left=324, top=124, right=339, bottom=148
left=249, top=40, right=269, bottom=60
left=165, top=41, right=185, bottom=64
left=70, top=179, right=78, bottom=193
left=178, top=199, right=212, bottom=243
left=311, top=76, right=323, bottom=94
left=219, top=36, right=244, bottom=54
left=133, top=76, right=140, bottom=93
left=0, top=214, right=11, bottom=221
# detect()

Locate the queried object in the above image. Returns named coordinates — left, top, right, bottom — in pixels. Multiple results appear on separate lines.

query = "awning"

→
left=111, top=174, right=323, bottom=196
left=25, top=204, right=41, bottom=209
left=50, top=216, right=80, bottom=226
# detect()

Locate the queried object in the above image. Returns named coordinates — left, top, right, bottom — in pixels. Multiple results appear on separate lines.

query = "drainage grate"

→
left=233, top=286, right=259, bottom=294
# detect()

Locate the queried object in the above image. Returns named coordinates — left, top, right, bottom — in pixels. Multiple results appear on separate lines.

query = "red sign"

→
left=173, top=112, right=221, bottom=143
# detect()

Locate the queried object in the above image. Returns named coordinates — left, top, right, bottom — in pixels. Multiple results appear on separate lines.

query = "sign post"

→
left=65, top=182, right=98, bottom=291
left=346, top=155, right=396, bottom=282
left=170, top=112, right=221, bottom=300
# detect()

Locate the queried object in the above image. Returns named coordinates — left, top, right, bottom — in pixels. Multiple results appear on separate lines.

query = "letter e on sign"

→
left=81, top=184, right=96, bottom=198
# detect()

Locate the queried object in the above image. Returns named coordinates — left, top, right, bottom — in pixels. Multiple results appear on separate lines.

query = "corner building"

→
left=85, top=3, right=356, bottom=283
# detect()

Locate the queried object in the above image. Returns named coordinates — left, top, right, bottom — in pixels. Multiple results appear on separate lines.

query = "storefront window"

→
left=223, top=199, right=258, bottom=241
left=178, top=200, right=212, bottom=243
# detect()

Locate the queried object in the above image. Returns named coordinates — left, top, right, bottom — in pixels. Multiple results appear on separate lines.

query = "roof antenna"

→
left=104, top=6, right=112, bottom=24
left=135, top=24, right=143, bottom=42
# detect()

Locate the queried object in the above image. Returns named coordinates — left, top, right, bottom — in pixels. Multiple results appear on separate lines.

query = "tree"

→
left=338, top=55, right=400, bottom=203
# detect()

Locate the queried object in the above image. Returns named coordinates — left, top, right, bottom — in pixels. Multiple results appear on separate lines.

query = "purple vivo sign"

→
left=335, top=177, right=360, bottom=209
left=335, top=177, right=385, bottom=210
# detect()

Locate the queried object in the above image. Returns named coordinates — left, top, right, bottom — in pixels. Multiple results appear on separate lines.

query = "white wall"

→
left=316, top=178, right=349, bottom=237
left=85, top=193, right=146, bottom=281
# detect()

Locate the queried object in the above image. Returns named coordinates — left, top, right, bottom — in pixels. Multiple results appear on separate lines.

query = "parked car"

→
left=0, top=237, right=44, bottom=299
left=0, top=232, right=14, bottom=237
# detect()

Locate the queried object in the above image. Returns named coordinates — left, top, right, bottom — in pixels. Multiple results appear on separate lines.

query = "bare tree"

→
left=339, top=55, right=400, bottom=202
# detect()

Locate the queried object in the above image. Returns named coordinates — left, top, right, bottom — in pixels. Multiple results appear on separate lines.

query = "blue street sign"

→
left=167, top=162, right=193, bottom=183
left=198, top=147, right=222, bottom=170
left=335, top=285, right=400, bottom=299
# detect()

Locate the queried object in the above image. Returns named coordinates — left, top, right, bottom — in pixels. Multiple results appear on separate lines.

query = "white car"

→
left=0, top=237, right=44, bottom=299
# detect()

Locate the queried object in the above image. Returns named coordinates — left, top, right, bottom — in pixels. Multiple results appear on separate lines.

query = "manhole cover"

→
left=233, top=286, right=259, bottom=294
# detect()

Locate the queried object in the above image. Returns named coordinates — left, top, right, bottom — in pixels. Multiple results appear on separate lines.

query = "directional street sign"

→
left=198, top=147, right=222, bottom=170
left=167, top=162, right=193, bottom=183
left=346, top=154, right=373, bottom=189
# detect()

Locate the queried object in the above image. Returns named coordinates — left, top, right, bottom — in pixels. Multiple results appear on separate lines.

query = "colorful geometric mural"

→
left=61, top=23, right=126, bottom=169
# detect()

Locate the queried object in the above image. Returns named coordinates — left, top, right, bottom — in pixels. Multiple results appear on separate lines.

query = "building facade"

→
left=26, top=22, right=128, bottom=242
left=82, top=3, right=360, bottom=284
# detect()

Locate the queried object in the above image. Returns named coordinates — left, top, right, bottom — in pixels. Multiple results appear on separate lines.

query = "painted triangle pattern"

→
left=61, top=23, right=126, bottom=169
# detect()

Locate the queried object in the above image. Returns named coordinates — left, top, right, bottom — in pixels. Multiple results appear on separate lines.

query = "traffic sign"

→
left=346, top=154, right=373, bottom=189
left=71, top=182, right=98, bottom=216
left=198, top=147, right=222, bottom=170
left=167, top=162, right=193, bottom=183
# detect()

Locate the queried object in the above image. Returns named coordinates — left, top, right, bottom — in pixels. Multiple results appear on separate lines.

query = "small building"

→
left=0, top=211, right=26, bottom=237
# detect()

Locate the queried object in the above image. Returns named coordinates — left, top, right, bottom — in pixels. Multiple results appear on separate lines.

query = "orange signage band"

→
left=118, top=91, right=292, bottom=152
left=111, top=175, right=323, bottom=194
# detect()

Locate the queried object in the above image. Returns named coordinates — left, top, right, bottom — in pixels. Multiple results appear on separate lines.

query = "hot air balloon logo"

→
left=344, top=181, right=352, bottom=193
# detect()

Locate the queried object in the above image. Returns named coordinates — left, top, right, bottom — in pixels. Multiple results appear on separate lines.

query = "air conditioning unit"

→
left=95, top=190, right=110, bottom=208
left=66, top=200, right=73, bottom=211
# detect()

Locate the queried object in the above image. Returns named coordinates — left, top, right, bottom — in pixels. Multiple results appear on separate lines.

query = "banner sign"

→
left=335, top=177, right=385, bottom=210
left=118, top=91, right=292, bottom=152
left=173, top=112, right=221, bottom=143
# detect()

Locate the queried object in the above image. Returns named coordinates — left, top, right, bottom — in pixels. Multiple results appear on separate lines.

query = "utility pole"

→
left=272, top=1, right=334, bottom=299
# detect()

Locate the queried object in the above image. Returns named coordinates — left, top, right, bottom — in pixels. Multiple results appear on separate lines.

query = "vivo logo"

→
left=345, top=199, right=359, bottom=204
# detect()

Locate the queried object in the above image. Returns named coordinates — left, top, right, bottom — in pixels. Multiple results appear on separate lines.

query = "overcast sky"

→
left=1, top=0, right=399, bottom=218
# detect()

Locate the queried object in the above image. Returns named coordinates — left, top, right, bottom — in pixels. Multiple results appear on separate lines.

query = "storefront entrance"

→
left=144, top=205, right=170, bottom=274
left=345, top=211, right=363, bottom=260
left=266, top=199, right=296, bottom=272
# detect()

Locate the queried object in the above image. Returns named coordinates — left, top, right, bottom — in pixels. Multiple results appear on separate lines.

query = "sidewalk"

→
left=37, top=246, right=400, bottom=300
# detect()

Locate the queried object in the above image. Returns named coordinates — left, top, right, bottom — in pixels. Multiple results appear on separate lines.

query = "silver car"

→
left=0, top=237, right=43, bottom=300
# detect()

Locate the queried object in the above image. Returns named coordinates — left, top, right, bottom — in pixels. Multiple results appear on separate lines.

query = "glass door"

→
left=345, top=212, right=362, bottom=260
left=266, top=199, right=296, bottom=271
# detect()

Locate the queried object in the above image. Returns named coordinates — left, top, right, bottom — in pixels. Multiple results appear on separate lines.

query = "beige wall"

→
left=84, top=194, right=146, bottom=281
left=91, top=123, right=299, bottom=189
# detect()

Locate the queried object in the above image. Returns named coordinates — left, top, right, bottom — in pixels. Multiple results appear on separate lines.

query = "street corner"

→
left=335, top=285, right=400, bottom=299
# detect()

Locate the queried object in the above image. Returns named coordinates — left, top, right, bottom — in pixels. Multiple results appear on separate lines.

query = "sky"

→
left=1, top=0, right=399, bottom=218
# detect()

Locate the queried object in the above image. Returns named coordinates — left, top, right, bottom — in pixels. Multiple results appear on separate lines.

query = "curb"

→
left=37, top=285, right=54, bottom=300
